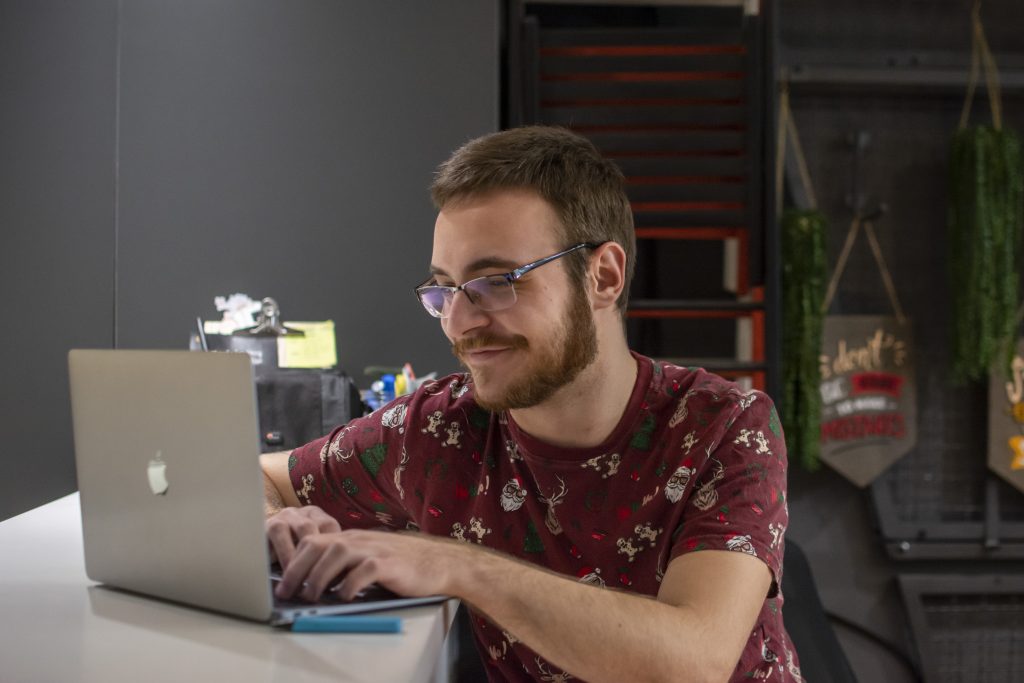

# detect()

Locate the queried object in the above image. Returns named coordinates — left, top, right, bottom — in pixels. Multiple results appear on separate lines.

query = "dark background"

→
left=4, top=2, right=1024, bottom=681
left=779, top=1, right=1024, bottom=681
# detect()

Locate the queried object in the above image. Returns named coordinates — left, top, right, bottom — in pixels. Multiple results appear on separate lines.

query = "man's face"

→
left=430, top=190, right=598, bottom=411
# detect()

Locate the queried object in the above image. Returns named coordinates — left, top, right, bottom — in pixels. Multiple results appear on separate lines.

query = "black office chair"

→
left=782, top=539, right=859, bottom=683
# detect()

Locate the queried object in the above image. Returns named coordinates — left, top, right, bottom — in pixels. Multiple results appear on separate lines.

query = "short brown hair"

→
left=431, top=126, right=636, bottom=312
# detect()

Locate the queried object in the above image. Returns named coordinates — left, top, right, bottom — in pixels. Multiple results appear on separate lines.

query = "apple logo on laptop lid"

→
left=147, top=451, right=169, bottom=496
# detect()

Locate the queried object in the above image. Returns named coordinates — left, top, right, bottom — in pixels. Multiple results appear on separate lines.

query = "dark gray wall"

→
left=1, top=0, right=118, bottom=521
left=0, top=0, right=498, bottom=521
left=114, top=0, right=498, bottom=373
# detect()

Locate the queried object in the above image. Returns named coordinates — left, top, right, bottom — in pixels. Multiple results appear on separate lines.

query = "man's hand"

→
left=272, top=528, right=468, bottom=603
left=265, top=505, right=342, bottom=568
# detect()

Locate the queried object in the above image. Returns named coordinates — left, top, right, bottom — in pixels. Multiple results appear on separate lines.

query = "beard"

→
left=451, top=286, right=598, bottom=412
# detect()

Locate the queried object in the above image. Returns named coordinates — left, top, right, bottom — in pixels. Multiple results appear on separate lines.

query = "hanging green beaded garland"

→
left=949, top=3, right=1024, bottom=382
left=949, top=126, right=1023, bottom=383
left=781, top=209, right=828, bottom=470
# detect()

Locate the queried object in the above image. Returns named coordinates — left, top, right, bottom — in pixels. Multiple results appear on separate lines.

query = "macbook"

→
left=68, top=349, right=445, bottom=625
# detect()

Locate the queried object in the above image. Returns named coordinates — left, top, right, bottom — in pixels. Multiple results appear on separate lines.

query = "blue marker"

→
left=292, top=615, right=403, bottom=633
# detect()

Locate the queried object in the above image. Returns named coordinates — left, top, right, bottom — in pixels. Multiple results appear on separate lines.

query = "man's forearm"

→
left=260, top=450, right=302, bottom=515
left=263, top=472, right=286, bottom=518
left=453, top=550, right=727, bottom=683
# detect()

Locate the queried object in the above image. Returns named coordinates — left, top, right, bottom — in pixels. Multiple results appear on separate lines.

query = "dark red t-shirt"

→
left=289, top=354, right=803, bottom=682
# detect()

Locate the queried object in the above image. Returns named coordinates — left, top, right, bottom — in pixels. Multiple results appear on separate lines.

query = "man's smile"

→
left=463, top=346, right=515, bottom=362
left=452, top=334, right=530, bottom=365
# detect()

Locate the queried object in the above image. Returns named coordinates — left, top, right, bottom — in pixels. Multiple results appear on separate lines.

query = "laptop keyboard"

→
left=269, top=568, right=401, bottom=607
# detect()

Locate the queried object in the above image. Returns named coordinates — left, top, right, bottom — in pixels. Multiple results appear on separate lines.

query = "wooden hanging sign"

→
left=819, top=315, right=917, bottom=487
left=988, top=338, right=1024, bottom=494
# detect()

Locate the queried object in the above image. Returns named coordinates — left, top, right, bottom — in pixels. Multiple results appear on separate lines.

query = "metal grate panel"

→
left=901, top=575, right=1024, bottom=683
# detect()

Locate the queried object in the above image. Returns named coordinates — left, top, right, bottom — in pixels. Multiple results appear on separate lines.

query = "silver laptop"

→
left=68, top=349, right=445, bottom=625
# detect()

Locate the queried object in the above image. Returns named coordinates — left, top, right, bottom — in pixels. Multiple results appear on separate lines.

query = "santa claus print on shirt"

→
left=500, top=476, right=528, bottom=512
left=665, top=460, right=696, bottom=503
left=381, top=403, right=407, bottom=433
left=726, top=533, right=758, bottom=557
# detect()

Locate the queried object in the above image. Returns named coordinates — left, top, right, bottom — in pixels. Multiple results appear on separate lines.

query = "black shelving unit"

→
left=507, top=0, right=779, bottom=396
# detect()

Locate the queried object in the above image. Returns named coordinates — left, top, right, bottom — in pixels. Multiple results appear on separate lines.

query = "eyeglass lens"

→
left=420, top=276, right=515, bottom=317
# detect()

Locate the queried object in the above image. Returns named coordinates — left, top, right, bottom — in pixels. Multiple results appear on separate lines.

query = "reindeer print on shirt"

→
left=692, top=458, right=726, bottom=511
left=538, top=476, right=568, bottom=535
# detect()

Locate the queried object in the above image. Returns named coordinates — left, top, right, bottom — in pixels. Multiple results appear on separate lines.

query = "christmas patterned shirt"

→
left=288, top=352, right=802, bottom=682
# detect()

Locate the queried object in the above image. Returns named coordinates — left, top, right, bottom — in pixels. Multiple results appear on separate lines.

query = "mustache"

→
left=451, top=333, right=529, bottom=358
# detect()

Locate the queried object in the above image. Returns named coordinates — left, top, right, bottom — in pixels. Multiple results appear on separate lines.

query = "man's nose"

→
left=442, top=289, right=490, bottom=338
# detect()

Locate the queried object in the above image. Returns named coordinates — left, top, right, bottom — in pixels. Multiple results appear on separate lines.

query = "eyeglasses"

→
left=414, top=242, right=604, bottom=318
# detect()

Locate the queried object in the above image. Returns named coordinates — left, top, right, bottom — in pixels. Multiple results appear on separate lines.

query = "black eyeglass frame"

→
left=413, top=241, right=606, bottom=318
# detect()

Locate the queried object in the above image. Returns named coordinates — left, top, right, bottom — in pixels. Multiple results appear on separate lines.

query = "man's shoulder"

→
left=398, top=371, right=487, bottom=424
left=407, top=372, right=475, bottom=405
left=652, top=359, right=770, bottom=410
left=644, top=361, right=779, bottom=449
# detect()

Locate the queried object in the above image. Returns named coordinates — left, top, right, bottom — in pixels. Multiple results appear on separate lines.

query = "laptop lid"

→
left=69, top=349, right=448, bottom=625
left=69, top=349, right=275, bottom=621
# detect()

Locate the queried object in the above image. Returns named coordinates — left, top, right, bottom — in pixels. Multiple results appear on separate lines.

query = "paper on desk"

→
left=277, top=321, right=338, bottom=368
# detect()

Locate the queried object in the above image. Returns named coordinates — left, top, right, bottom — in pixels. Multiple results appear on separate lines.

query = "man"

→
left=262, top=126, right=802, bottom=682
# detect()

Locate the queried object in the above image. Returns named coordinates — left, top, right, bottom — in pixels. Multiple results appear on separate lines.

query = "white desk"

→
left=0, top=494, right=458, bottom=683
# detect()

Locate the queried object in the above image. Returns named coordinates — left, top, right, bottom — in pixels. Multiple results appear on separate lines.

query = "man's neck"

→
left=507, top=331, right=638, bottom=449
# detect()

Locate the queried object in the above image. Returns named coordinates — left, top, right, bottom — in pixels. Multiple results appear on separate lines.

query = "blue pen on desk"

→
left=292, top=615, right=403, bottom=633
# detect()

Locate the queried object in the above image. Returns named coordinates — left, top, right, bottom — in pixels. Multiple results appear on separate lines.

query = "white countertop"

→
left=0, top=493, right=457, bottom=683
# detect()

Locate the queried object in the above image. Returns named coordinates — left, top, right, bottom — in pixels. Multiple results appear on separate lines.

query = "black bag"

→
left=255, top=369, right=364, bottom=452
left=188, top=331, right=364, bottom=451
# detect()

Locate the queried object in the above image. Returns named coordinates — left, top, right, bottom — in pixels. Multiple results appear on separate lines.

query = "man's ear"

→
left=588, top=242, right=627, bottom=311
